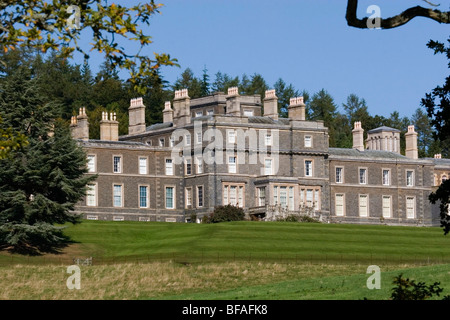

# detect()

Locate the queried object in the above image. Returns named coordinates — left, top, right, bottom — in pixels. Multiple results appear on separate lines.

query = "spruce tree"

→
left=0, top=70, right=96, bottom=254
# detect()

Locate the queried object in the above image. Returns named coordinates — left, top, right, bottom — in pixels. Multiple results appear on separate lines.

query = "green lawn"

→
left=1, top=220, right=450, bottom=300
left=60, top=220, right=450, bottom=265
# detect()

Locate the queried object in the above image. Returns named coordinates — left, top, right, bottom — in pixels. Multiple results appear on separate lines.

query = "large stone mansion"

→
left=70, top=88, right=450, bottom=226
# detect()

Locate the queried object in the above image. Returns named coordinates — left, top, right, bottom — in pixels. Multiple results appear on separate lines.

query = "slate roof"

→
left=367, top=126, right=401, bottom=134
left=146, top=122, right=173, bottom=131
left=329, top=147, right=411, bottom=161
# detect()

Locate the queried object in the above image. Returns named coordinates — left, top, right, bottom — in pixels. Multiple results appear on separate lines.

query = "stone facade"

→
left=71, top=89, right=450, bottom=226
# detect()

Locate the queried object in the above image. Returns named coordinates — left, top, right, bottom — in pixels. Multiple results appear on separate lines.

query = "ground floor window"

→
left=382, top=195, right=391, bottom=218
left=166, top=186, right=175, bottom=209
left=223, top=183, right=244, bottom=207
left=359, top=194, right=368, bottom=217
left=406, top=196, right=415, bottom=219
left=299, top=187, right=320, bottom=211
left=335, top=194, right=344, bottom=216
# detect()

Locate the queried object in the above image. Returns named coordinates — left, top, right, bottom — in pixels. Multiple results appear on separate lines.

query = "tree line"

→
left=0, top=47, right=443, bottom=158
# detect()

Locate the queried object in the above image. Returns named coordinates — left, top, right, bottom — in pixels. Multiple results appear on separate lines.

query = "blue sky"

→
left=83, top=0, right=449, bottom=119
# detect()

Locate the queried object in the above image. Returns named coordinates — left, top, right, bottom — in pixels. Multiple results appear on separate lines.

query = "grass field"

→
left=1, top=220, right=450, bottom=300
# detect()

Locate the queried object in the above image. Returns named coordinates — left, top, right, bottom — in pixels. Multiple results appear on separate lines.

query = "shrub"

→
left=391, top=274, right=447, bottom=300
left=203, top=205, right=245, bottom=223
left=276, top=214, right=320, bottom=223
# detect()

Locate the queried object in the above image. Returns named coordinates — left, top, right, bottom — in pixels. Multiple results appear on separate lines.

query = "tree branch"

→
left=346, top=0, right=450, bottom=29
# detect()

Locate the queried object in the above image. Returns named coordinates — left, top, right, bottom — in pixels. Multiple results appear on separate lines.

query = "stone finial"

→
left=265, top=89, right=277, bottom=99
left=289, top=97, right=304, bottom=106
left=175, top=89, right=189, bottom=99
left=164, top=101, right=172, bottom=110
left=435, top=154, right=442, bottom=159
left=130, top=97, right=144, bottom=107
left=227, top=87, right=239, bottom=96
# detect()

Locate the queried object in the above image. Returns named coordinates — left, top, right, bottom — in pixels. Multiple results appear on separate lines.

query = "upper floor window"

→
left=196, top=111, right=203, bottom=117
left=228, top=156, right=237, bottom=173
left=359, top=168, right=367, bottom=184
left=185, top=134, right=191, bottom=146
left=382, top=169, right=390, bottom=186
left=265, top=134, right=272, bottom=146
left=197, top=186, right=204, bottom=207
left=264, top=158, right=273, bottom=175
left=87, top=155, right=96, bottom=173
left=406, top=170, right=414, bottom=187
left=305, top=160, right=313, bottom=177
left=335, top=167, right=343, bottom=183
left=113, top=156, right=122, bottom=173
left=228, top=130, right=236, bottom=144
left=139, top=157, right=147, bottom=175
left=86, top=183, right=97, bottom=206
left=185, top=158, right=192, bottom=175
left=159, top=138, right=165, bottom=147
left=196, top=132, right=202, bottom=144
left=165, top=159, right=173, bottom=175
left=304, top=135, right=312, bottom=148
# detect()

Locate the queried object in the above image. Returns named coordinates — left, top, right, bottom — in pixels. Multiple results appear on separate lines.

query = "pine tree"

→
left=0, top=70, right=96, bottom=254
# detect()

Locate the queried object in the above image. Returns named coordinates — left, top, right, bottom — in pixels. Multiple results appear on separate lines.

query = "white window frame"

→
left=113, top=155, right=122, bottom=173
left=196, top=157, right=203, bottom=174
left=185, top=158, right=192, bottom=175
left=139, top=157, right=148, bottom=175
left=139, top=185, right=149, bottom=208
left=86, top=183, right=97, bottom=207
left=304, top=135, right=312, bottom=148
left=228, top=156, right=237, bottom=174
left=197, top=185, right=204, bottom=208
left=196, top=111, right=203, bottom=118
left=165, top=186, right=176, bottom=209
left=335, top=193, right=345, bottom=216
left=359, top=194, right=368, bottom=217
left=406, top=196, right=415, bottom=219
left=406, top=170, right=414, bottom=187
left=335, top=167, right=343, bottom=183
left=87, top=154, right=96, bottom=173
left=265, top=134, right=272, bottom=146
left=382, top=195, right=392, bottom=218
left=228, top=130, right=236, bottom=144
left=185, top=134, right=191, bottom=146
left=223, top=183, right=244, bottom=208
left=196, top=132, right=202, bottom=144
left=305, top=160, right=313, bottom=177
left=257, top=187, right=266, bottom=207
left=185, top=187, right=193, bottom=208
left=264, top=158, right=273, bottom=175
left=382, top=169, right=390, bottom=186
left=165, top=158, right=174, bottom=176
left=113, top=184, right=123, bottom=207
left=359, top=168, right=367, bottom=185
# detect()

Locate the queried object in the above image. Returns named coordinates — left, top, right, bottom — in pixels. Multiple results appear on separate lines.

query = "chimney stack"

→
left=405, top=125, right=418, bottom=159
left=100, top=112, right=119, bottom=141
left=225, top=87, right=241, bottom=116
left=352, top=121, right=364, bottom=151
left=172, top=89, right=191, bottom=127
left=263, top=89, right=278, bottom=120
left=70, top=108, right=89, bottom=140
left=288, top=97, right=306, bottom=121
left=128, top=97, right=146, bottom=135
left=163, top=101, right=174, bottom=123
left=434, top=154, right=442, bottom=159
